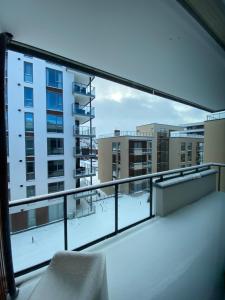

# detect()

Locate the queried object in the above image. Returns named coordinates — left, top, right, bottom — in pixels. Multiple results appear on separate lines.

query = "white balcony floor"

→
left=16, top=191, right=225, bottom=300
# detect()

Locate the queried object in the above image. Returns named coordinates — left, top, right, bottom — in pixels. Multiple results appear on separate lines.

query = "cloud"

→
left=92, top=78, right=209, bottom=136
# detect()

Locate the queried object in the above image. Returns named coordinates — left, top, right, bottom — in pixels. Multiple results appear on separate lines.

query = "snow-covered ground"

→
left=11, top=192, right=150, bottom=272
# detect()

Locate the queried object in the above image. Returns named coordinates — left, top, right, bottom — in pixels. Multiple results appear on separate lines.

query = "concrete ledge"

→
left=154, top=169, right=217, bottom=216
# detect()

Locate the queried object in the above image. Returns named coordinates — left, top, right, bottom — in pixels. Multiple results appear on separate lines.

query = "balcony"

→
left=73, top=167, right=96, bottom=178
left=207, top=111, right=225, bottom=121
left=72, top=103, right=95, bottom=125
left=5, top=163, right=225, bottom=300
left=72, top=82, right=95, bottom=106
left=129, top=162, right=152, bottom=169
left=73, top=147, right=97, bottom=158
left=73, top=125, right=96, bottom=137
left=129, top=148, right=152, bottom=155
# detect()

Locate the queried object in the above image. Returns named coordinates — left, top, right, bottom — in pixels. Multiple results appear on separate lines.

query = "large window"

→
left=187, top=151, right=192, bottom=162
left=47, top=114, right=63, bottom=133
left=25, top=136, right=34, bottom=156
left=47, top=138, right=64, bottom=155
left=46, top=90, right=63, bottom=111
left=24, top=87, right=33, bottom=107
left=26, top=185, right=35, bottom=198
left=24, top=62, right=33, bottom=83
left=48, top=160, right=64, bottom=177
left=181, top=142, right=186, bottom=152
left=46, top=68, right=63, bottom=89
left=25, top=112, right=34, bottom=132
left=48, top=181, right=64, bottom=193
left=180, top=153, right=186, bottom=163
left=26, top=160, right=35, bottom=180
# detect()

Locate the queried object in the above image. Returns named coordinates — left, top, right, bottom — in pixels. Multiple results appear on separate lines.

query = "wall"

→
left=204, top=119, right=225, bottom=191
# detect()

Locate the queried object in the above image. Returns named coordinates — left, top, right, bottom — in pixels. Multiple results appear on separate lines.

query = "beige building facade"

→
left=98, top=124, right=204, bottom=195
left=204, top=117, right=225, bottom=191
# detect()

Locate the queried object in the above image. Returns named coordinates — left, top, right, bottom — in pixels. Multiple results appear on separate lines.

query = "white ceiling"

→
left=1, top=0, right=225, bottom=111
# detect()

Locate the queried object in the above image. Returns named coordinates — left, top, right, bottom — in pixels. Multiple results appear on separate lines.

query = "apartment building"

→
left=204, top=112, right=225, bottom=191
left=98, top=130, right=155, bottom=194
left=7, top=50, right=96, bottom=232
left=98, top=124, right=204, bottom=195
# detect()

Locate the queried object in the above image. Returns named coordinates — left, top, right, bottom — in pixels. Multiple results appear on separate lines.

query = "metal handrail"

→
left=9, top=162, right=223, bottom=207
left=8, top=162, right=225, bottom=277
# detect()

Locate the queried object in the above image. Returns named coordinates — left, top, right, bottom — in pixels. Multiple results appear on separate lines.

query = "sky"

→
left=92, top=77, right=209, bottom=137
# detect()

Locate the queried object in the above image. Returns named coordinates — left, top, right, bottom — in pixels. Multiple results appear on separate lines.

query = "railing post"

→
left=218, top=166, right=221, bottom=192
left=149, top=178, right=153, bottom=218
left=115, top=184, right=119, bottom=233
left=63, top=195, right=68, bottom=250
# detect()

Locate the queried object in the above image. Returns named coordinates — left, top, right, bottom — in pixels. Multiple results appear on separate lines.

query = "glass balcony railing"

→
left=129, top=148, right=152, bottom=155
left=72, top=82, right=95, bottom=98
left=72, top=104, right=95, bottom=118
left=73, top=126, right=96, bottom=137
left=73, top=167, right=96, bottom=178
left=73, top=147, right=97, bottom=158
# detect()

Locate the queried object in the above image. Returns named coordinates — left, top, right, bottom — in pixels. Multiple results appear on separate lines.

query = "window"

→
left=26, top=160, right=35, bottom=180
left=47, top=114, right=63, bottom=133
left=47, top=138, right=64, bottom=155
left=187, top=151, right=192, bottom=162
left=26, top=185, right=35, bottom=197
left=46, top=90, right=63, bottom=111
left=25, top=112, right=34, bottom=132
left=24, top=62, right=33, bottom=83
left=181, top=153, right=186, bottom=162
left=48, top=160, right=64, bottom=177
left=187, top=142, right=192, bottom=151
left=24, top=87, right=33, bottom=107
left=46, top=68, right=63, bottom=89
left=48, top=181, right=64, bottom=193
left=25, top=136, right=35, bottom=156
left=181, top=142, right=186, bottom=151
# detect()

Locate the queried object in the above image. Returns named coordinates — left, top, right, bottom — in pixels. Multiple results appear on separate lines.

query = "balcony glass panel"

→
left=72, top=104, right=95, bottom=118
left=73, top=82, right=95, bottom=97
left=68, top=187, right=114, bottom=250
left=10, top=200, right=64, bottom=273
left=118, top=179, right=150, bottom=229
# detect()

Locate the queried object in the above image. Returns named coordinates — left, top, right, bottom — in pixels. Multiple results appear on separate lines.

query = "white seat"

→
left=28, top=251, right=108, bottom=300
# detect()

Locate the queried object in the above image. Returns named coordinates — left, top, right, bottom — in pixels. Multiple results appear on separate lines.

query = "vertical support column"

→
left=63, top=195, right=68, bottom=250
left=149, top=178, right=153, bottom=218
left=218, top=166, right=221, bottom=192
left=115, top=184, right=119, bottom=233
left=89, top=76, right=93, bottom=211
left=0, top=32, right=18, bottom=298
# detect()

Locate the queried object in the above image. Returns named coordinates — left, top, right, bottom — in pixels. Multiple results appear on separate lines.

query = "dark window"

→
left=24, top=62, right=33, bottom=83
left=48, top=181, right=64, bottom=193
left=26, top=185, right=36, bottom=197
left=26, top=160, right=35, bottom=180
left=187, top=151, right=192, bottom=162
left=46, top=90, right=63, bottom=111
left=47, top=138, right=64, bottom=155
left=47, top=114, right=63, bottom=133
left=48, top=160, right=64, bottom=177
left=181, top=153, right=186, bottom=162
left=181, top=142, right=186, bottom=151
left=25, top=112, right=34, bottom=132
left=24, top=87, right=33, bottom=107
left=25, top=136, right=34, bottom=156
left=46, top=68, right=63, bottom=89
left=187, top=142, right=192, bottom=151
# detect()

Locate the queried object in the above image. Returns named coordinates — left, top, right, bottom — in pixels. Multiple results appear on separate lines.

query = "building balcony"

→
left=72, top=82, right=95, bottom=106
left=73, top=167, right=96, bottom=178
left=73, top=125, right=96, bottom=138
left=129, top=162, right=152, bottom=169
left=72, top=104, right=95, bottom=125
left=73, top=147, right=97, bottom=158
left=129, top=148, right=152, bottom=155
